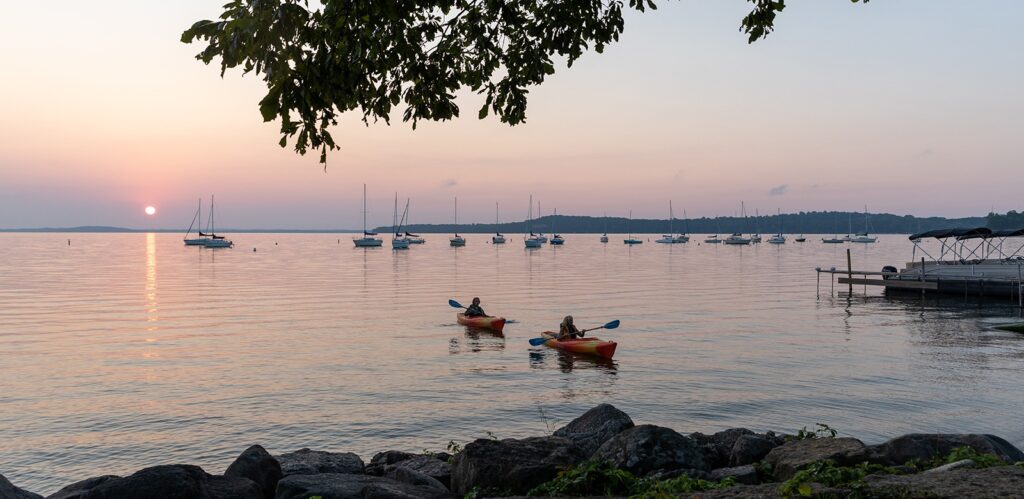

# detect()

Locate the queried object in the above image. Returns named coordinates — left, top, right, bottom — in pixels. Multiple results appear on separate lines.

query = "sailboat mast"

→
left=669, top=200, right=674, bottom=235
left=362, top=184, right=367, bottom=234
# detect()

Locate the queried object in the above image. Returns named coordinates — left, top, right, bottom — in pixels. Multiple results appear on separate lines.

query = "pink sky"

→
left=0, top=1, right=1021, bottom=229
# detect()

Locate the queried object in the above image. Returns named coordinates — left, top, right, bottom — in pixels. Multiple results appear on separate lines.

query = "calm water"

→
left=1, top=233, right=1023, bottom=493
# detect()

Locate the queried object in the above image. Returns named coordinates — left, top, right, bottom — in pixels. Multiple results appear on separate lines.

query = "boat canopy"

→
left=364, top=231, right=378, bottom=236
left=908, top=227, right=990, bottom=241
left=404, top=232, right=419, bottom=237
left=956, top=228, right=1024, bottom=240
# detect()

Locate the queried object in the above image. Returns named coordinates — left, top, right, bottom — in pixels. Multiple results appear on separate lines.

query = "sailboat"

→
left=600, top=212, right=609, bottom=243
left=676, top=208, right=691, bottom=243
left=795, top=235, right=807, bottom=242
left=624, top=210, right=643, bottom=245
left=353, top=184, right=383, bottom=247
left=850, top=205, right=878, bottom=243
left=822, top=213, right=845, bottom=244
left=704, top=217, right=721, bottom=243
left=449, top=197, right=466, bottom=246
left=201, top=195, right=233, bottom=248
left=492, top=203, right=506, bottom=244
left=403, top=200, right=425, bottom=244
left=391, top=194, right=410, bottom=250
left=751, top=208, right=762, bottom=243
left=550, top=208, right=564, bottom=245
left=183, top=198, right=207, bottom=246
left=724, top=203, right=751, bottom=245
left=767, top=208, right=786, bottom=244
left=656, top=201, right=686, bottom=244
left=535, top=200, right=548, bottom=244
left=525, top=195, right=543, bottom=248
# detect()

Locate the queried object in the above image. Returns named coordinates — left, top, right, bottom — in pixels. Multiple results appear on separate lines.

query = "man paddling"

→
left=558, top=315, right=584, bottom=339
left=464, top=297, right=486, bottom=317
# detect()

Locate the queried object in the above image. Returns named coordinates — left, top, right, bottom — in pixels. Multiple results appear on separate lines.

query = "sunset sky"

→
left=1, top=1, right=1020, bottom=229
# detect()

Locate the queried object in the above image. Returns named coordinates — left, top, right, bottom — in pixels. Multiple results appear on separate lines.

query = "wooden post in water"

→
left=846, top=248, right=853, bottom=295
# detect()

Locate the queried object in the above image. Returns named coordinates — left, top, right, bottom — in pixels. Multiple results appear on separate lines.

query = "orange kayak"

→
left=457, top=313, right=507, bottom=332
left=540, top=332, right=617, bottom=359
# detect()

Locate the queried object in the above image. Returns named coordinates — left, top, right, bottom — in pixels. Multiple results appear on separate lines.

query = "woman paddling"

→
left=558, top=315, right=585, bottom=340
left=464, top=297, right=486, bottom=317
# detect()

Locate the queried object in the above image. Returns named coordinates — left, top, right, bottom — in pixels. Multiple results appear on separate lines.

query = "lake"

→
left=1, top=232, right=1022, bottom=494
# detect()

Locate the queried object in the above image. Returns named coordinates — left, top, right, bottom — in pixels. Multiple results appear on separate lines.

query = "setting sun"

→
left=144, top=206, right=156, bottom=216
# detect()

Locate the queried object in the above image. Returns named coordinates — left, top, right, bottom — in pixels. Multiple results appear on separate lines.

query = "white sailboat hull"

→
left=353, top=237, right=383, bottom=247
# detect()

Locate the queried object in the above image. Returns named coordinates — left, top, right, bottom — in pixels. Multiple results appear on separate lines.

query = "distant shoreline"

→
left=0, top=210, right=998, bottom=235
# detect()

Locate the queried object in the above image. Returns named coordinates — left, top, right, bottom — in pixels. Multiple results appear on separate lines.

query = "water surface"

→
left=1, top=233, right=1022, bottom=493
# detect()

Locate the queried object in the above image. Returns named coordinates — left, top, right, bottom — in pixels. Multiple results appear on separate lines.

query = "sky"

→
left=0, top=1, right=1021, bottom=229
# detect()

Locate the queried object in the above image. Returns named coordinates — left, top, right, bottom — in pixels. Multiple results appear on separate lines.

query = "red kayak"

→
left=540, top=332, right=617, bottom=359
left=457, top=313, right=506, bottom=332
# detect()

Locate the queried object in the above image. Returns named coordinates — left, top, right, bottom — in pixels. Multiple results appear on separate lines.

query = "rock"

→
left=275, top=473, right=452, bottom=499
left=709, top=465, right=759, bottom=485
left=729, top=434, right=777, bottom=467
left=552, top=403, right=635, bottom=457
left=866, top=433, right=1024, bottom=466
left=46, top=476, right=119, bottom=499
left=369, top=451, right=417, bottom=468
left=763, top=437, right=868, bottom=480
left=224, top=445, right=282, bottom=499
left=677, top=482, right=784, bottom=498
left=864, top=465, right=1024, bottom=498
left=689, top=429, right=754, bottom=469
left=593, top=425, right=707, bottom=476
left=65, top=464, right=262, bottom=499
left=277, top=449, right=365, bottom=476
left=0, top=473, right=43, bottom=499
left=923, top=459, right=976, bottom=473
left=382, top=466, right=448, bottom=492
left=389, top=456, right=451, bottom=489
left=449, top=436, right=584, bottom=496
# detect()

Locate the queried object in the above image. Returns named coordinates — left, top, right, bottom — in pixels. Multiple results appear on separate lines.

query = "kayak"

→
left=457, top=313, right=507, bottom=332
left=540, top=332, right=617, bottom=359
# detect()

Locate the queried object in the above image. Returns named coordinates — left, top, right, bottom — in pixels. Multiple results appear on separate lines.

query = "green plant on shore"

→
left=526, top=460, right=736, bottom=498
left=905, top=445, right=1007, bottom=471
left=778, top=460, right=899, bottom=498
left=790, top=423, right=838, bottom=441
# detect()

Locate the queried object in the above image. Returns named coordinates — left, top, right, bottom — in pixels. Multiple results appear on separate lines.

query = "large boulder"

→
left=864, top=465, right=1024, bottom=498
left=1, top=473, right=43, bottom=499
left=63, top=464, right=262, bottom=499
left=382, top=466, right=448, bottom=493
left=729, top=434, right=778, bottom=467
left=449, top=436, right=584, bottom=496
left=224, top=445, right=282, bottom=499
left=593, top=425, right=707, bottom=476
left=46, top=476, right=120, bottom=499
left=763, top=438, right=868, bottom=480
left=866, top=433, right=1024, bottom=466
left=388, top=456, right=451, bottom=489
left=689, top=429, right=754, bottom=469
left=275, top=473, right=451, bottom=499
left=552, top=403, right=635, bottom=457
left=277, top=449, right=365, bottom=476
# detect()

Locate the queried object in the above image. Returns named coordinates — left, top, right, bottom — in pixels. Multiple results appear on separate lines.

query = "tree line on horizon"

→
left=377, top=210, right=993, bottom=235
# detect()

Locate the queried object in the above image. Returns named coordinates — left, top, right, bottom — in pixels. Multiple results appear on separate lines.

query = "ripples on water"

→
left=1, top=233, right=1022, bottom=493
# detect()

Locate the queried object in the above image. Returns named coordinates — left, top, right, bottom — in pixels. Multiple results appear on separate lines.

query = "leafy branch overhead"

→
left=182, top=0, right=868, bottom=164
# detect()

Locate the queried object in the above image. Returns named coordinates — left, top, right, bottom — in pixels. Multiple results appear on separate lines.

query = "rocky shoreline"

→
left=3, top=404, right=1023, bottom=498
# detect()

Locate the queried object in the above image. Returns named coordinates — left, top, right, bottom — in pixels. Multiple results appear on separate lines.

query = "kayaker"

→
left=464, top=297, right=486, bottom=317
left=558, top=315, right=584, bottom=339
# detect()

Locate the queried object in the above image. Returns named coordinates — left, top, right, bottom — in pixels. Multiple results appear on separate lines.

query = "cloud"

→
left=442, top=179, right=457, bottom=188
left=768, top=184, right=788, bottom=196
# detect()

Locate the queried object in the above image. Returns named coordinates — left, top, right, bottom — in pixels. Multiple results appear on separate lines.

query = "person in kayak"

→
left=464, top=297, right=487, bottom=317
left=558, top=315, right=584, bottom=339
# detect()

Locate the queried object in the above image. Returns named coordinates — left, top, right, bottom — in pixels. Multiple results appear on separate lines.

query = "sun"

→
left=144, top=206, right=156, bottom=216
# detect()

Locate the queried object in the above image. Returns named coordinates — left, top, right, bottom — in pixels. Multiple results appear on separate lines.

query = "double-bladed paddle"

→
left=448, top=299, right=466, bottom=309
left=527, top=320, right=620, bottom=346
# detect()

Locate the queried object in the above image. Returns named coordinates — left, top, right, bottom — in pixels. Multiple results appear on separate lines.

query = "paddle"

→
left=528, top=320, right=620, bottom=346
left=448, top=299, right=466, bottom=309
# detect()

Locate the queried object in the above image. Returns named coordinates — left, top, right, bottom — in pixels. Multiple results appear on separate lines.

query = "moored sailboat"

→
left=353, top=184, right=383, bottom=247
left=183, top=198, right=207, bottom=246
